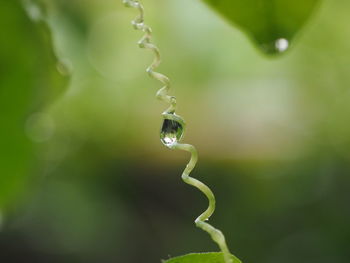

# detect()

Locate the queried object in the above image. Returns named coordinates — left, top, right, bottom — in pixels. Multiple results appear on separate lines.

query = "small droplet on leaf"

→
left=259, top=37, right=290, bottom=55
left=275, top=38, right=289, bottom=53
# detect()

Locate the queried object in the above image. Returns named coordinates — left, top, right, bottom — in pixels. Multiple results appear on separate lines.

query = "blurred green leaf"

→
left=202, top=0, right=320, bottom=54
left=0, top=0, right=68, bottom=209
left=162, top=252, right=242, bottom=263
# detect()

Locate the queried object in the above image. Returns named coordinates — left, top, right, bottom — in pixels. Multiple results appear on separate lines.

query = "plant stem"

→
left=174, top=143, right=233, bottom=263
left=122, top=0, right=176, bottom=113
left=123, top=1, right=233, bottom=262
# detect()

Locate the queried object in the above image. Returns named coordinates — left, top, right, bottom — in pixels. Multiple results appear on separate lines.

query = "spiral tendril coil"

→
left=122, top=1, right=233, bottom=263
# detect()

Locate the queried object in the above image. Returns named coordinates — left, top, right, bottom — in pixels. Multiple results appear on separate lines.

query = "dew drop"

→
left=160, top=114, right=184, bottom=148
left=260, top=38, right=290, bottom=55
left=275, top=38, right=289, bottom=53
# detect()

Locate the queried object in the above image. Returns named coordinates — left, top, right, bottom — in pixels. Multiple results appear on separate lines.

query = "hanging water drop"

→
left=160, top=113, right=185, bottom=148
left=260, top=37, right=290, bottom=55
left=275, top=38, right=289, bottom=53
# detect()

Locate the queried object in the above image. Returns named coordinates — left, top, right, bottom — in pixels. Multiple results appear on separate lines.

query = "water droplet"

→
left=160, top=113, right=185, bottom=148
left=275, top=38, right=289, bottom=53
left=259, top=38, right=290, bottom=55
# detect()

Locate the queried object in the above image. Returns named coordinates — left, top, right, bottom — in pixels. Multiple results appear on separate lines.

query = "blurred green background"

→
left=1, top=0, right=350, bottom=262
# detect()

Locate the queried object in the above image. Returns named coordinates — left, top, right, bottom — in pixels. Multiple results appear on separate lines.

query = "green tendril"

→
left=122, top=1, right=232, bottom=263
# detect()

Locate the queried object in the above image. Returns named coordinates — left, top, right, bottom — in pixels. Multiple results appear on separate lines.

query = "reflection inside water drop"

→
left=160, top=115, right=184, bottom=148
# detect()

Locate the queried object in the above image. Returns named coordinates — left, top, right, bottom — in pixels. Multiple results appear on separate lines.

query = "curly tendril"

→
left=122, top=1, right=233, bottom=263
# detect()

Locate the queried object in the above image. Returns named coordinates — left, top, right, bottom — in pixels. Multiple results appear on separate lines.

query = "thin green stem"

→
left=173, top=143, right=233, bottom=263
left=123, top=1, right=233, bottom=263
left=122, top=0, right=176, bottom=114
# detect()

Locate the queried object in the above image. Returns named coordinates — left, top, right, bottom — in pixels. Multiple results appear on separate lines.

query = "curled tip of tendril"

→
left=123, top=1, right=233, bottom=263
